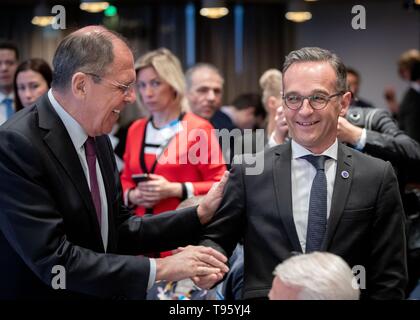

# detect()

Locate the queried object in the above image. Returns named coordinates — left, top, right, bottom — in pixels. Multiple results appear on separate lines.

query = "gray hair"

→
left=273, top=252, right=360, bottom=300
left=185, top=63, right=224, bottom=91
left=52, top=26, right=128, bottom=90
left=283, top=47, right=347, bottom=93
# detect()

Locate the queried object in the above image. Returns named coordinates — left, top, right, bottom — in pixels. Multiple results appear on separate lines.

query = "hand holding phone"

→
left=132, top=173, right=150, bottom=184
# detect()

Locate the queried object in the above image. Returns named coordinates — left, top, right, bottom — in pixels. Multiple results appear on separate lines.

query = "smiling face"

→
left=82, top=39, right=136, bottom=136
left=16, top=69, right=49, bottom=108
left=283, top=61, right=350, bottom=154
left=137, top=66, right=177, bottom=114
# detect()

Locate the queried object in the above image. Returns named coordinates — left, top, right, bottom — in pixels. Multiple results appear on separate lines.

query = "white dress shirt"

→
left=0, top=92, right=14, bottom=125
left=291, top=139, right=338, bottom=252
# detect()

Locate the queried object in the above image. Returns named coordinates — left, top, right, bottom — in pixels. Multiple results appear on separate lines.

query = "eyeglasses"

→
left=282, top=92, right=344, bottom=110
left=85, top=72, right=135, bottom=96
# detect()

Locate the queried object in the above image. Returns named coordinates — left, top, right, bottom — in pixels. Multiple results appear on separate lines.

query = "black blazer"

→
left=200, top=142, right=407, bottom=300
left=0, top=94, right=202, bottom=299
left=399, top=88, right=420, bottom=144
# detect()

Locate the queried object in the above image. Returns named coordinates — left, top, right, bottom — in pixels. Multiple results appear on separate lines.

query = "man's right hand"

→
left=155, top=245, right=229, bottom=282
left=197, top=171, right=229, bottom=225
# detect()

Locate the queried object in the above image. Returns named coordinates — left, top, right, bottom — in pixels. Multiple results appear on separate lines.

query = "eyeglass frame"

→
left=84, top=72, right=135, bottom=96
left=282, top=92, right=345, bottom=110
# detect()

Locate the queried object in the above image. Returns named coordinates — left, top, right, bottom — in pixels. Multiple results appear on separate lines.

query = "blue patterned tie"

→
left=301, top=155, right=328, bottom=253
left=3, top=98, right=14, bottom=118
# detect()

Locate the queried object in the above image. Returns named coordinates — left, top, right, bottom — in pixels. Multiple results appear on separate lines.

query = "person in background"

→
left=121, top=49, right=226, bottom=253
left=269, top=252, right=360, bottom=300
left=384, top=49, right=420, bottom=118
left=222, top=93, right=265, bottom=130
left=0, top=40, right=19, bottom=125
left=346, top=67, right=375, bottom=108
left=186, top=63, right=235, bottom=132
left=14, top=58, right=52, bottom=111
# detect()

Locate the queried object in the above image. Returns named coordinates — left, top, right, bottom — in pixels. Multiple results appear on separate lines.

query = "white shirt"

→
left=291, top=139, right=338, bottom=252
left=48, top=89, right=109, bottom=251
left=0, top=92, right=14, bottom=125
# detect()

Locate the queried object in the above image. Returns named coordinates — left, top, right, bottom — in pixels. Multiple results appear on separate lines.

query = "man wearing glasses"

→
left=0, top=26, right=230, bottom=299
left=196, top=47, right=407, bottom=300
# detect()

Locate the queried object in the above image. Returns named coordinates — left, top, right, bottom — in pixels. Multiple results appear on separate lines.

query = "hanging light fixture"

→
left=285, top=1, right=312, bottom=23
left=31, top=2, right=54, bottom=27
left=80, top=0, right=110, bottom=13
left=200, top=0, right=229, bottom=19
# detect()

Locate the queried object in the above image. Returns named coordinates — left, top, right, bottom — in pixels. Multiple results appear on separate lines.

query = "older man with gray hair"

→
left=269, top=252, right=360, bottom=300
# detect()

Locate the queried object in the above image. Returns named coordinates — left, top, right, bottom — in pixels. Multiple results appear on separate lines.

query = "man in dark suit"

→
left=0, top=26, right=229, bottom=299
left=195, top=47, right=407, bottom=299
left=399, top=60, right=420, bottom=144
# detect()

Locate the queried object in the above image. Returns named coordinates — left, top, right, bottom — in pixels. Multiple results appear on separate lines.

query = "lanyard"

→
left=139, top=113, right=185, bottom=175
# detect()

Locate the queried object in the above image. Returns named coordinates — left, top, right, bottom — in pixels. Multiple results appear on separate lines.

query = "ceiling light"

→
left=285, top=1, right=312, bottom=23
left=31, top=2, right=54, bottom=27
left=200, top=0, right=229, bottom=19
left=80, top=0, right=110, bottom=13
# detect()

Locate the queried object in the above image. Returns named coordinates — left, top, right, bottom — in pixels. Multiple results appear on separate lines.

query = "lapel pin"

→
left=341, top=170, right=349, bottom=179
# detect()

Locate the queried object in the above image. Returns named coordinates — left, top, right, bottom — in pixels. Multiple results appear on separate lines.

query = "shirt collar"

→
left=0, top=91, right=14, bottom=102
left=48, top=89, right=88, bottom=150
left=291, top=139, right=338, bottom=161
left=411, top=82, right=420, bottom=94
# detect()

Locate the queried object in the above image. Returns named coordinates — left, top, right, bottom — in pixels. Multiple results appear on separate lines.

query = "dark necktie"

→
left=301, top=154, right=328, bottom=253
left=84, top=136, right=101, bottom=224
left=3, top=98, right=14, bottom=118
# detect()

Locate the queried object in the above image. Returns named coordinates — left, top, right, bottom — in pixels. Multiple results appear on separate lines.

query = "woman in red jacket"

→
left=121, top=48, right=226, bottom=225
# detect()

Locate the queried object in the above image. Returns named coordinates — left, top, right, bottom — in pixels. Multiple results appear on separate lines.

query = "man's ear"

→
left=339, top=91, right=352, bottom=117
left=71, top=72, right=87, bottom=99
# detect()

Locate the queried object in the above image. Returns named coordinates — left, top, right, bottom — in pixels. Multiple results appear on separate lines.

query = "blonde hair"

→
left=259, top=68, right=283, bottom=107
left=398, top=49, right=420, bottom=72
left=135, top=48, right=189, bottom=112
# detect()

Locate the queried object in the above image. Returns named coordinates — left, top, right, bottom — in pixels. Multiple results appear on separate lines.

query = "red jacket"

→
left=121, top=112, right=226, bottom=216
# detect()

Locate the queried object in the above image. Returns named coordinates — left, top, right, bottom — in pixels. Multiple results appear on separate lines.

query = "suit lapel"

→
left=322, top=143, right=353, bottom=250
left=273, top=143, right=302, bottom=253
left=37, top=94, right=102, bottom=240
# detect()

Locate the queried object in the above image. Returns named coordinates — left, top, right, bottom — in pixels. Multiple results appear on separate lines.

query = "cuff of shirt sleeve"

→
left=148, top=258, right=156, bottom=290
left=185, top=182, right=194, bottom=198
left=355, top=128, right=367, bottom=151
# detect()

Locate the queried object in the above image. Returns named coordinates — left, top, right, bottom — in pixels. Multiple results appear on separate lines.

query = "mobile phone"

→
left=132, top=173, right=150, bottom=184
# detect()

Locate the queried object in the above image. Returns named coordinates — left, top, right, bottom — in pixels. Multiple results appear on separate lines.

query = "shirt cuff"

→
left=355, top=128, right=367, bottom=151
left=148, top=258, right=156, bottom=290
left=185, top=182, right=194, bottom=198
left=124, top=188, right=130, bottom=206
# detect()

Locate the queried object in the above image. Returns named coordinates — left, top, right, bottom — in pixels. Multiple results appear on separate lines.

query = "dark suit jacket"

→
left=399, top=88, right=420, bottom=144
left=0, top=94, right=202, bottom=299
left=200, top=142, right=407, bottom=300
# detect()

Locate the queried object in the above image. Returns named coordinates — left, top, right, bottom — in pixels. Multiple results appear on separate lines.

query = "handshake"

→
left=155, top=245, right=229, bottom=289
